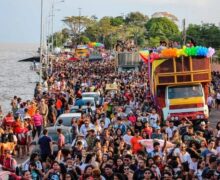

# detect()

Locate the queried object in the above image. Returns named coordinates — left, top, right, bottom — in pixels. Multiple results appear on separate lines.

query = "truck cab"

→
left=163, top=83, right=209, bottom=121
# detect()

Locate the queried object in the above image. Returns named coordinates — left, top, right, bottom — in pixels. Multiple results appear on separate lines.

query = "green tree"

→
left=186, top=23, right=220, bottom=48
left=148, top=37, right=161, bottom=47
left=145, top=17, right=180, bottom=40
left=110, top=16, right=124, bottom=26
left=125, top=12, right=149, bottom=25
left=62, top=16, right=95, bottom=44
left=79, top=35, right=90, bottom=44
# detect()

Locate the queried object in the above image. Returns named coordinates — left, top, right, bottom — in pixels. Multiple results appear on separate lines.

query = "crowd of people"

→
left=0, top=54, right=220, bottom=180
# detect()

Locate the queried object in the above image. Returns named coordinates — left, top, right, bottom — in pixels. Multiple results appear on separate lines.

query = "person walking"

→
left=32, top=109, right=43, bottom=138
left=57, top=128, right=65, bottom=150
left=38, top=99, right=48, bottom=128
left=38, top=129, right=53, bottom=162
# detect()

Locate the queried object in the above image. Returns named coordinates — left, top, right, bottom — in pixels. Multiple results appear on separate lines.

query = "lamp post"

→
left=51, top=0, right=64, bottom=53
left=39, top=0, right=44, bottom=84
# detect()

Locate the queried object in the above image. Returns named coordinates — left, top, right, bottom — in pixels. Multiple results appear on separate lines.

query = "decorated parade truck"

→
left=151, top=53, right=211, bottom=121
left=74, top=45, right=89, bottom=59
left=116, top=52, right=142, bottom=72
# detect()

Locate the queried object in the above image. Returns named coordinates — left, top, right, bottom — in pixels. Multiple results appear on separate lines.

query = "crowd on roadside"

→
left=0, top=54, right=220, bottom=180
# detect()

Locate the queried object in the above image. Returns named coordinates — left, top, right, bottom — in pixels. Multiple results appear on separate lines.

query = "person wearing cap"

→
left=151, top=126, right=163, bottom=140
left=72, top=133, right=88, bottom=149
left=165, top=120, right=178, bottom=140
left=86, top=128, right=97, bottom=151
left=198, top=121, right=213, bottom=140
left=178, top=117, right=193, bottom=135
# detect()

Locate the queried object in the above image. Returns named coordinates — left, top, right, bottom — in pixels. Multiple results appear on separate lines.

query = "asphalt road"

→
left=209, top=108, right=220, bottom=128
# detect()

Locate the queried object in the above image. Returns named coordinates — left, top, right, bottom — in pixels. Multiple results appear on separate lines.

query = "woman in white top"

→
left=174, top=143, right=191, bottom=164
left=216, top=91, right=220, bottom=109
left=123, top=128, right=133, bottom=146
left=194, top=159, right=206, bottom=180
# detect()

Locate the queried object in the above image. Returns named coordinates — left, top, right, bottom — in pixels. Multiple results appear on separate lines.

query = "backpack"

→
left=48, top=172, right=61, bottom=180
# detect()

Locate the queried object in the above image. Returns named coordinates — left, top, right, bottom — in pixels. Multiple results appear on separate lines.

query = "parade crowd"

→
left=0, top=56, right=220, bottom=180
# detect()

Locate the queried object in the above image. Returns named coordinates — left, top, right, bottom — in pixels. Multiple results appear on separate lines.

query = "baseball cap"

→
left=200, top=121, right=206, bottom=126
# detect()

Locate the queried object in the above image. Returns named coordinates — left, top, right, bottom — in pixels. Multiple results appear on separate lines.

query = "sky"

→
left=0, top=0, right=219, bottom=44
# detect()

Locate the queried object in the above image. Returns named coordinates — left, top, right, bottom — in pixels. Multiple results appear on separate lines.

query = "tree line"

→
left=51, top=11, right=220, bottom=55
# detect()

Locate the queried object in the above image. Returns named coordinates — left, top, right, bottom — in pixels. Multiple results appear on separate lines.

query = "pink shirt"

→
left=128, top=115, right=137, bottom=125
left=33, top=114, right=43, bottom=126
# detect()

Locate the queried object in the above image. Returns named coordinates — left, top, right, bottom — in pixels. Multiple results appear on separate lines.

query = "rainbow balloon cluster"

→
left=139, top=46, right=215, bottom=63
left=159, top=46, right=215, bottom=59
left=88, top=42, right=104, bottom=48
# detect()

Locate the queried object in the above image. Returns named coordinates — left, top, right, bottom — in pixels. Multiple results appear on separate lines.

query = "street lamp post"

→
left=39, top=0, right=44, bottom=84
left=51, top=0, right=64, bottom=53
left=51, top=2, right=54, bottom=53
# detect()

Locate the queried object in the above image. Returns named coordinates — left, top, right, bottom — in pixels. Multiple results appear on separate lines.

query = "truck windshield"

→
left=168, top=85, right=203, bottom=99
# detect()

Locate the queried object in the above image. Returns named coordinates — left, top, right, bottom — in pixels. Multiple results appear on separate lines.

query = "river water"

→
left=0, top=43, right=39, bottom=114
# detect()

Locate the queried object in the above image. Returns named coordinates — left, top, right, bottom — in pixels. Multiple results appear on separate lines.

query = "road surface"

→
left=209, top=108, right=220, bottom=128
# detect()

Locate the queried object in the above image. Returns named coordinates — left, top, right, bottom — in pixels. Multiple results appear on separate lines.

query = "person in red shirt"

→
left=3, top=112, right=14, bottom=128
left=128, top=112, right=137, bottom=125
left=16, top=122, right=29, bottom=159
left=0, top=149, right=17, bottom=173
left=13, top=116, right=21, bottom=134
left=142, top=122, right=153, bottom=139
left=55, top=96, right=63, bottom=117
left=130, top=130, right=143, bottom=154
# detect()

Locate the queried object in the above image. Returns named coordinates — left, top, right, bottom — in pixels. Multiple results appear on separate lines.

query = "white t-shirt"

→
left=148, top=114, right=159, bottom=128
left=194, top=169, right=203, bottom=180
left=217, top=93, right=220, bottom=100
left=123, top=134, right=133, bottom=145
left=189, top=160, right=198, bottom=171
left=179, top=152, right=191, bottom=163
left=165, top=126, right=178, bottom=139
left=207, top=96, right=214, bottom=106
left=79, top=124, right=95, bottom=136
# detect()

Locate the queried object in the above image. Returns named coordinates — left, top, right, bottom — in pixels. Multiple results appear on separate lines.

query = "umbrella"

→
left=88, top=42, right=104, bottom=48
